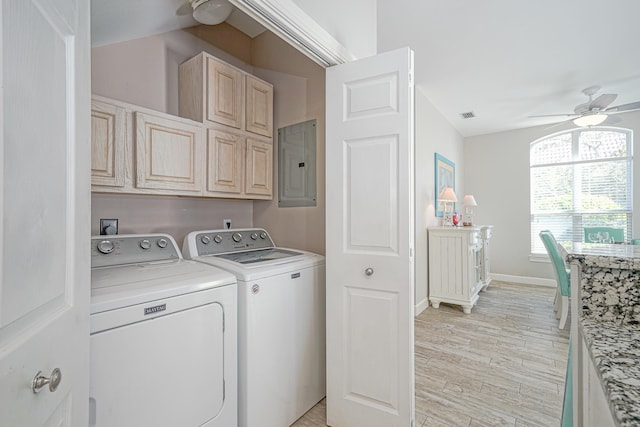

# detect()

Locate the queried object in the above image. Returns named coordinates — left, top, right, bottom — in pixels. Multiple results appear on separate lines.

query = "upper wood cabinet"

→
left=90, top=95, right=273, bottom=200
left=135, top=111, right=203, bottom=193
left=91, top=100, right=125, bottom=188
left=245, top=76, right=273, bottom=137
left=245, top=139, right=273, bottom=197
left=179, top=52, right=274, bottom=138
left=205, top=128, right=244, bottom=195
left=179, top=54, right=243, bottom=129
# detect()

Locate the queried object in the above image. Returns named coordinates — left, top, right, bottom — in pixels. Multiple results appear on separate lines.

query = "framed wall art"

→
left=434, top=153, right=455, bottom=217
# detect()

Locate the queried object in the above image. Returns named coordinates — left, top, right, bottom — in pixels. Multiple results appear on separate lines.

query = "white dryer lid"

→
left=91, top=259, right=236, bottom=314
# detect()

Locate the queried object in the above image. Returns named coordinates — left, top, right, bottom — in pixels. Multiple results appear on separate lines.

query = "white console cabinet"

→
left=428, top=226, right=493, bottom=314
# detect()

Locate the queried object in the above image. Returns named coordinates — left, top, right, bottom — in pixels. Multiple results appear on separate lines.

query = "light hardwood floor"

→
left=293, top=281, right=570, bottom=427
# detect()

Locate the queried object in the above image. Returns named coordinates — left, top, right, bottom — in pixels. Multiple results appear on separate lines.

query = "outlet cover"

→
left=100, top=219, right=118, bottom=235
left=224, top=219, right=231, bottom=229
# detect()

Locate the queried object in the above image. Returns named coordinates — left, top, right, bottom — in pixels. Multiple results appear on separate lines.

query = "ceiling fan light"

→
left=192, top=0, right=232, bottom=25
left=573, top=114, right=607, bottom=127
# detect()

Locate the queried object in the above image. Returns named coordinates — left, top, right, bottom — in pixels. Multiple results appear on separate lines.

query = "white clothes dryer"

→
left=183, top=228, right=326, bottom=427
left=90, top=234, right=237, bottom=427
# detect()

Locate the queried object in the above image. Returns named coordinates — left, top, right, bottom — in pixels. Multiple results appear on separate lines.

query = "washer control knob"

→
left=260, top=232, right=267, bottom=239
left=97, top=240, right=114, bottom=254
left=201, top=235, right=211, bottom=245
left=213, top=234, right=223, bottom=244
left=157, top=238, right=168, bottom=248
left=139, top=239, right=151, bottom=250
left=232, top=232, right=242, bottom=243
left=250, top=232, right=258, bottom=240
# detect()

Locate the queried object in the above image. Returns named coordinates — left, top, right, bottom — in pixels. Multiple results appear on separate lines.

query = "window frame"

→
left=530, top=127, right=633, bottom=256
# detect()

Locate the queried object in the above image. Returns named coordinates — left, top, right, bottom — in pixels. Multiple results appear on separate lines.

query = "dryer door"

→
left=90, top=300, right=225, bottom=426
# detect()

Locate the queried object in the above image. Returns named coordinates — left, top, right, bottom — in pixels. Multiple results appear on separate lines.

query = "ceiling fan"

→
left=176, top=0, right=233, bottom=25
left=530, top=85, right=640, bottom=127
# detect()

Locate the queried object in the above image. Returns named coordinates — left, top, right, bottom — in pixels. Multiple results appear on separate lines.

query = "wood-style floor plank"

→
left=293, top=281, right=570, bottom=426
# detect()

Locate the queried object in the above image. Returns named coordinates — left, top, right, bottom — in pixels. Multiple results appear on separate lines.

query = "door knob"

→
left=365, top=267, right=374, bottom=276
left=32, top=368, right=62, bottom=393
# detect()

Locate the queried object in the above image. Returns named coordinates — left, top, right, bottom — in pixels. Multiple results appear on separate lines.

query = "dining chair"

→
left=583, top=226, right=624, bottom=243
left=539, top=230, right=570, bottom=329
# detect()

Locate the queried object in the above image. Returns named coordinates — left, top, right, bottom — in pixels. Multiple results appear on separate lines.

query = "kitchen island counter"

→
left=560, top=242, right=640, bottom=426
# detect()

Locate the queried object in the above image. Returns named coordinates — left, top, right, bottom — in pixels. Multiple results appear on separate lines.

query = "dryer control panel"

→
left=91, top=234, right=180, bottom=268
left=191, top=228, right=274, bottom=256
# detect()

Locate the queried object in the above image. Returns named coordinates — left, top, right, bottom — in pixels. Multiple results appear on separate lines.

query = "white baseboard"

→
left=415, top=297, right=429, bottom=316
left=491, top=273, right=556, bottom=288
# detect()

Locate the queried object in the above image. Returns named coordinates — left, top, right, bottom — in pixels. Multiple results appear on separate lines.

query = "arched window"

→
left=530, top=128, right=633, bottom=255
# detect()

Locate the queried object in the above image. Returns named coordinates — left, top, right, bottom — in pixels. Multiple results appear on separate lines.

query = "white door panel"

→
left=0, top=0, right=91, bottom=425
left=326, top=47, right=415, bottom=427
left=345, top=136, right=398, bottom=252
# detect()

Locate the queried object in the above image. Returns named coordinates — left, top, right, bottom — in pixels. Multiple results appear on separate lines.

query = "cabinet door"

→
left=245, top=75, right=273, bottom=137
left=206, top=56, right=242, bottom=129
left=245, top=139, right=273, bottom=197
left=91, top=100, right=125, bottom=187
left=135, top=112, right=203, bottom=193
left=206, top=129, right=244, bottom=195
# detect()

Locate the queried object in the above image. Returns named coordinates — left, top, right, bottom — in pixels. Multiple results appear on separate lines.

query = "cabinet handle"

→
left=365, top=268, right=374, bottom=276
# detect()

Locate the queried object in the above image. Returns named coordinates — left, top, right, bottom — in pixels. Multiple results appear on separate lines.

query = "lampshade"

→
left=573, top=113, right=607, bottom=127
left=462, top=195, right=477, bottom=207
left=192, top=0, right=233, bottom=25
left=438, top=187, right=458, bottom=202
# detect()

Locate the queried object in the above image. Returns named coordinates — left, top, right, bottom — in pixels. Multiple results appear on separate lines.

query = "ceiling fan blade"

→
left=528, top=113, right=577, bottom=118
left=603, top=115, right=622, bottom=125
left=605, top=101, right=640, bottom=113
left=574, top=101, right=590, bottom=114
left=589, top=93, right=617, bottom=110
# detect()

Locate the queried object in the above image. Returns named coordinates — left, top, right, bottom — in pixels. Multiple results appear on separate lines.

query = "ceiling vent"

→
left=459, top=111, right=475, bottom=119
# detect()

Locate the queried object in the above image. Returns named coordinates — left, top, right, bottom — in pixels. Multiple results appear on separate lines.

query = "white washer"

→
left=183, top=228, right=326, bottom=427
left=90, top=234, right=237, bottom=427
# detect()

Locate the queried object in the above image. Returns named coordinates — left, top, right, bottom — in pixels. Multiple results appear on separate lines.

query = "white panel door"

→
left=326, top=47, right=415, bottom=426
left=0, top=0, right=91, bottom=425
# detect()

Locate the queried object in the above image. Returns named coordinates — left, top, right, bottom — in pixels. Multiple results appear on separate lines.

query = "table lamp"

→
left=462, top=195, right=477, bottom=226
left=438, top=187, right=458, bottom=226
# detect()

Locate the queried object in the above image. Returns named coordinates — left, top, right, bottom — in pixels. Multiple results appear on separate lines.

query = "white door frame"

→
left=228, top=0, right=354, bottom=67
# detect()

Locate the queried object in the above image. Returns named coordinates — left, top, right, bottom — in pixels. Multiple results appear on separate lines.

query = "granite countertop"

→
left=560, top=242, right=640, bottom=269
left=581, top=318, right=640, bottom=426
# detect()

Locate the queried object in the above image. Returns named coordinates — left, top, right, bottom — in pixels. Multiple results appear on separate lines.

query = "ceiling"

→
left=91, top=0, right=640, bottom=137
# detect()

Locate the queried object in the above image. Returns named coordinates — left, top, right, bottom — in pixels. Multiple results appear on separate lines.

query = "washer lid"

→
left=191, top=249, right=325, bottom=282
left=215, top=248, right=303, bottom=264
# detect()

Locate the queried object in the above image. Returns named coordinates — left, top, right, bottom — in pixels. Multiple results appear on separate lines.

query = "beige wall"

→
left=91, top=194, right=253, bottom=245
left=414, top=88, right=465, bottom=312
left=91, top=26, right=326, bottom=254
left=250, top=32, right=326, bottom=255
left=92, top=26, right=253, bottom=115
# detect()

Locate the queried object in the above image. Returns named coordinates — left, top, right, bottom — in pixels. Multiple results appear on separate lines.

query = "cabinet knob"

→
left=365, top=267, right=374, bottom=276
